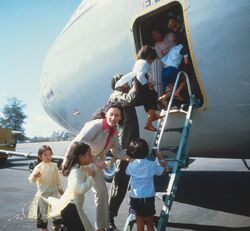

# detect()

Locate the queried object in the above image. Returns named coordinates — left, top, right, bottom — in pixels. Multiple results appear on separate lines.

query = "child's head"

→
left=165, top=32, right=181, bottom=45
left=37, top=145, right=53, bottom=163
left=151, top=29, right=163, bottom=43
left=167, top=16, right=182, bottom=33
left=136, top=45, right=157, bottom=63
left=62, top=141, right=92, bottom=176
left=127, top=138, right=149, bottom=159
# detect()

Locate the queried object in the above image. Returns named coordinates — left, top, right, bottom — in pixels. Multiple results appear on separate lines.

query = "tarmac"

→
left=0, top=141, right=250, bottom=231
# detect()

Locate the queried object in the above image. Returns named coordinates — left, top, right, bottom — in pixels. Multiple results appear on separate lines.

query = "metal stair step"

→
left=159, top=146, right=179, bottom=154
left=163, top=127, right=183, bottom=133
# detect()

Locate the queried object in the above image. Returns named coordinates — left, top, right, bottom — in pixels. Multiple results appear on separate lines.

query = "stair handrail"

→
left=156, top=71, right=192, bottom=151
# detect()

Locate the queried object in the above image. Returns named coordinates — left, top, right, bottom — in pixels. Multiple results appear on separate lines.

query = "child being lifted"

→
left=131, top=45, right=163, bottom=131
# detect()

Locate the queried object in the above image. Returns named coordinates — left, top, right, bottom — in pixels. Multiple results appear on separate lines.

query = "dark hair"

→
left=37, top=145, right=53, bottom=163
left=62, top=141, right=90, bottom=176
left=111, top=74, right=123, bottom=90
left=151, top=28, right=164, bottom=37
left=136, top=45, right=157, bottom=61
left=92, top=102, right=124, bottom=125
left=127, top=138, right=149, bottom=159
left=173, top=32, right=181, bottom=44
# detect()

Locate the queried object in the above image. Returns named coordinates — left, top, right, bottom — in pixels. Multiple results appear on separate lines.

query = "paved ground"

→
left=0, top=142, right=250, bottom=230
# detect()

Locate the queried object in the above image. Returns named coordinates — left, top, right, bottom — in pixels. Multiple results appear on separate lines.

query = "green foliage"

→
left=27, top=131, right=74, bottom=142
left=0, top=97, right=28, bottom=141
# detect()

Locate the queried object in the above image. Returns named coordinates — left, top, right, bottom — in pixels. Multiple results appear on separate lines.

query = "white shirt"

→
left=161, top=44, right=183, bottom=68
left=46, top=164, right=95, bottom=231
left=132, top=59, right=150, bottom=85
left=126, top=158, right=164, bottom=198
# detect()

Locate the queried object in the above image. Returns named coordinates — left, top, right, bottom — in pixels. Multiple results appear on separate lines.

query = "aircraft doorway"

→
left=130, top=1, right=204, bottom=108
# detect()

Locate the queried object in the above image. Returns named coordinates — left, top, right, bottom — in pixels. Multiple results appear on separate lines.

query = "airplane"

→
left=39, top=0, right=250, bottom=161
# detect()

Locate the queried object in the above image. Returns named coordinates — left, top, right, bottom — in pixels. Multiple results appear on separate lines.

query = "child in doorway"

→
left=45, top=141, right=95, bottom=231
left=152, top=29, right=176, bottom=60
left=126, top=138, right=166, bottom=231
left=133, top=45, right=163, bottom=131
left=160, top=32, right=188, bottom=104
left=28, top=145, right=63, bottom=231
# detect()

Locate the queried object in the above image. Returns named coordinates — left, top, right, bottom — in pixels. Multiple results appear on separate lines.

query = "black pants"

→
left=109, top=160, right=130, bottom=219
left=136, top=83, right=158, bottom=112
left=37, top=204, right=48, bottom=229
left=61, top=203, right=85, bottom=231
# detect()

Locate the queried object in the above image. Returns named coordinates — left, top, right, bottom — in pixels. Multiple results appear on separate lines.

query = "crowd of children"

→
left=28, top=13, right=189, bottom=231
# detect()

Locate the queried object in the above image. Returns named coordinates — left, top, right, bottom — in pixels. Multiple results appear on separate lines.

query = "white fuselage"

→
left=41, top=0, right=250, bottom=158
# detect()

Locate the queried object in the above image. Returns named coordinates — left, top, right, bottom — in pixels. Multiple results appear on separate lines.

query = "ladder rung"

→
left=159, top=146, right=178, bottom=153
left=169, top=108, right=188, bottom=114
left=163, top=127, right=183, bottom=133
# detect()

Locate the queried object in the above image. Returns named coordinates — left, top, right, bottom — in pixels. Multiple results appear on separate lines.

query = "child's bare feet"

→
left=152, top=113, right=164, bottom=121
left=144, top=123, right=158, bottom=131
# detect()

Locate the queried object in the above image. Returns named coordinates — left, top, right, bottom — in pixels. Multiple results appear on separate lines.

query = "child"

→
left=152, top=29, right=176, bottom=60
left=46, top=141, right=95, bottom=231
left=28, top=145, right=63, bottom=231
left=157, top=32, right=189, bottom=104
left=126, top=138, right=166, bottom=231
left=132, top=45, right=163, bottom=131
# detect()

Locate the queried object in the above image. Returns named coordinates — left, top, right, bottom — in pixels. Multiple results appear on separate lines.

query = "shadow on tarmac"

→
left=0, top=158, right=31, bottom=171
left=168, top=222, right=250, bottom=230
left=155, top=171, right=250, bottom=217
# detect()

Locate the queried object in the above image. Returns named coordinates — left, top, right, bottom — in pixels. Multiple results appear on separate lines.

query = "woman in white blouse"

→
left=46, top=141, right=95, bottom=231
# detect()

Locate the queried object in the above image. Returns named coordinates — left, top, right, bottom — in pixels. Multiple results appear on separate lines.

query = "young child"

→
left=132, top=45, right=163, bottom=131
left=152, top=29, right=176, bottom=60
left=126, top=138, right=166, bottom=231
left=28, top=145, right=63, bottom=231
left=157, top=32, right=188, bottom=104
left=46, top=141, right=95, bottom=231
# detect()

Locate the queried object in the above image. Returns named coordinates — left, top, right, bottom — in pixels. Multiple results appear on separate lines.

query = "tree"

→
left=0, top=97, right=28, bottom=141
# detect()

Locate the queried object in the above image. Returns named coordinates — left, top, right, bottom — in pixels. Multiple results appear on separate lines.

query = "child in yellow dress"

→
left=28, top=145, right=63, bottom=231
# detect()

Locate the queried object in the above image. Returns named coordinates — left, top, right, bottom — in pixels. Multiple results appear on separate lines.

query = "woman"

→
left=63, top=103, right=127, bottom=231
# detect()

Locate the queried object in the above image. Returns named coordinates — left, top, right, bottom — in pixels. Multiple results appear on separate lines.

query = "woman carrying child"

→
left=28, top=145, right=63, bottom=231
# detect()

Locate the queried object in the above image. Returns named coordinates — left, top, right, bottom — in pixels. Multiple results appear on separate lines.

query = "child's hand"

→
left=59, top=189, right=64, bottom=195
left=155, top=151, right=164, bottom=159
left=94, top=159, right=106, bottom=169
left=184, top=56, right=189, bottom=65
left=32, top=169, right=41, bottom=177
left=155, top=152, right=166, bottom=166
left=87, top=167, right=95, bottom=177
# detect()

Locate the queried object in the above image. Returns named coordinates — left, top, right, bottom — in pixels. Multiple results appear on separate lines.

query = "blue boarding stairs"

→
left=123, top=71, right=196, bottom=231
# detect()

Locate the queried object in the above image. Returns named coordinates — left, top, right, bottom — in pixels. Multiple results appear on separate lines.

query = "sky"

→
left=0, top=0, right=81, bottom=137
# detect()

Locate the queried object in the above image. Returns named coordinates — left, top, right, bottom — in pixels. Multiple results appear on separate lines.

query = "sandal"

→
left=152, top=113, right=164, bottom=121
